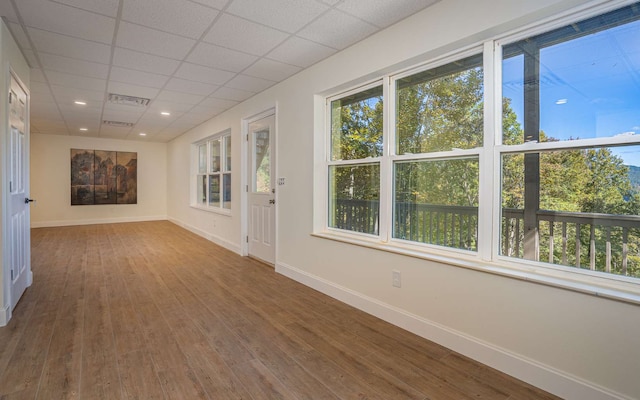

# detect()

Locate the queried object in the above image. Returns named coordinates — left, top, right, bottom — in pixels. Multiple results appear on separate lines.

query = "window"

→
left=328, top=84, right=382, bottom=235
left=499, top=4, right=640, bottom=277
left=393, top=54, right=483, bottom=251
left=321, top=2, right=640, bottom=286
left=195, top=132, right=231, bottom=211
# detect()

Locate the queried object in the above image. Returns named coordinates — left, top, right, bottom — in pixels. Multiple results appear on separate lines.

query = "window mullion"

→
left=478, top=40, right=496, bottom=262
left=379, top=75, right=392, bottom=242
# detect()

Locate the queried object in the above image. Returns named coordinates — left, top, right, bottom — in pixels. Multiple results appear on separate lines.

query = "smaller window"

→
left=327, top=83, right=383, bottom=236
left=195, top=131, right=231, bottom=211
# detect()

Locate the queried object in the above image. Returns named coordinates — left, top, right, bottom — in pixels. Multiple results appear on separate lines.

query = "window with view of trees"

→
left=324, top=2, right=640, bottom=281
left=329, top=85, right=382, bottom=235
left=196, top=132, right=231, bottom=211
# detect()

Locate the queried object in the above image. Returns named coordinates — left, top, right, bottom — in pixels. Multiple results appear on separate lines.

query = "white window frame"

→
left=315, top=0, right=640, bottom=304
left=192, top=130, right=232, bottom=214
left=326, top=80, right=385, bottom=240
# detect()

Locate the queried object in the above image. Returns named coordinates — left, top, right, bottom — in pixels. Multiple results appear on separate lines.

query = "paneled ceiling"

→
left=0, top=0, right=439, bottom=142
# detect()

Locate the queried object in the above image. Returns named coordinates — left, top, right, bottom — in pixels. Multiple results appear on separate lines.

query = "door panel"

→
left=8, top=74, right=31, bottom=310
left=247, top=114, right=276, bottom=264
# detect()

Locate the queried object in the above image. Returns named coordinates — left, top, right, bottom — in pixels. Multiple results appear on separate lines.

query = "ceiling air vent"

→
left=102, top=120, right=134, bottom=128
left=107, top=93, right=150, bottom=107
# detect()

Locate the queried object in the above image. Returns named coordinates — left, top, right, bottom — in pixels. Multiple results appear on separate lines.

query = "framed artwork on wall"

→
left=70, top=149, right=137, bottom=205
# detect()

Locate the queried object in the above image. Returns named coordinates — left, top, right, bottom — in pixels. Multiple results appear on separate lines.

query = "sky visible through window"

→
left=502, top=18, right=640, bottom=167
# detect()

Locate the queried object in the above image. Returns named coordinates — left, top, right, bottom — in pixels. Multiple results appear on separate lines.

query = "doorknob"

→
left=25, top=198, right=35, bottom=204
left=269, top=199, right=275, bottom=204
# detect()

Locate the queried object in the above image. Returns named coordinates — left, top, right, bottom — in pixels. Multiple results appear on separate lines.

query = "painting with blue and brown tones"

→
left=70, top=149, right=137, bottom=205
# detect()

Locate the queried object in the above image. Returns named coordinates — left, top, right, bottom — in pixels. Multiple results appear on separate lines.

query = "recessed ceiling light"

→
left=74, top=100, right=87, bottom=105
left=160, top=111, right=171, bottom=116
left=139, top=132, right=147, bottom=136
left=79, top=128, right=88, bottom=131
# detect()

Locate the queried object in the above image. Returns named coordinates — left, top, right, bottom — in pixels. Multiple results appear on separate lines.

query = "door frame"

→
left=241, top=106, right=278, bottom=263
left=1, top=68, right=32, bottom=326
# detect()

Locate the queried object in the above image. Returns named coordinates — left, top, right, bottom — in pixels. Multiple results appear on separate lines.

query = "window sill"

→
left=190, top=204, right=232, bottom=216
left=312, top=230, right=640, bottom=306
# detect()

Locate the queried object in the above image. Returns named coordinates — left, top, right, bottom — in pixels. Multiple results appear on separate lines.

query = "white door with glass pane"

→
left=248, top=114, right=275, bottom=264
left=7, top=73, right=32, bottom=311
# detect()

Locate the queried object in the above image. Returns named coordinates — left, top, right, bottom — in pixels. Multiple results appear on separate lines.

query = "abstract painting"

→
left=71, top=149, right=137, bottom=205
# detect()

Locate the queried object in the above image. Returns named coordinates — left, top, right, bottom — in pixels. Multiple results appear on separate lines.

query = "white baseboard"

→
left=168, top=217, right=241, bottom=255
left=31, top=215, right=167, bottom=228
left=0, top=302, right=10, bottom=327
left=276, top=261, right=631, bottom=400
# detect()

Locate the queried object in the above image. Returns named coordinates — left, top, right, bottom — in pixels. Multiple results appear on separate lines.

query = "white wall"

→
left=30, top=133, right=167, bottom=227
left=0, top=20, right=30, bottom=325
left=167, top=1, right=640, bottom=399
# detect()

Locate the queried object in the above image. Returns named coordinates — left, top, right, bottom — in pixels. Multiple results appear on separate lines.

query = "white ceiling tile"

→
left=188, top=0, right=231, bottom=10
left=53, top=0, right=120, bottom=17
left=102, top=108, right=145, bottom=122
left=31, top=91, right=56, bottom=105
left=122, top=0, right=219, bottom=39
left=107, top=81, right=160, bottom=100
left=136, top=114, right=175, bottom=127
left=210, top=86, right=254, bottom=102
left=8, top=23, right=31, bottom=50
left=175, top=63, right=235, bottom=85
left=116, top=22, right=196, bottom=59
left=110, top=67, right=169, bottom=89
left=60, top=103, right=102, bottom=121
left=164, top=78, right=219, bottom=96
left=298, top=9, right=377, bottom=50
left=30, top=81, right=52, bottom=95
left=45, top=70, right=107, bottom=92
left=171, top=114, right=208, bottom=126
left=197, top=97, right=238, bottom=110
left=51, top=85, right=106, bottom=103
left=188, top=42, right=258, bottom=72
left=224, top=74, right=275, bottom=93
left=30, top=69, right=47, bottom=83
left=153, top=131, right=183, bottom=142
left=22, top=50, right=38, bottom=68
left=338, top=0, right=439, bottom=28
left=267, top=36, right=336, bottom=68
left=39, top=53, right=109, bottom=79
left=156, top=90, right=205, bottom=105
left=0, top=2, right=19, bottom=23
left=17, top=0, right=115, bottom=44
left=148, top=101, right=195, bottom=113
left=67, top=122, right=102, bottom=134
left=29, top=28, right=111, bottom=64
left=31, top=102, right=62, bottom=120
left=243, top=58, right=301, bottom=82
left=112, top=48, right=181, bottom=76
left=204, top=13, right=289, bottom=56
left=227, top=0, right=328, bottom=33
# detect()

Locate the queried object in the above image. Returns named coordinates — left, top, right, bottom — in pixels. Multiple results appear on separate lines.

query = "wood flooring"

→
left=0, top=221, right=560, bottom=399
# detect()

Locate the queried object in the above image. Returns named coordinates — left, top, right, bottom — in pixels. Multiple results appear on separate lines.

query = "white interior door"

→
left=8, top=74, right=32, bottom=311
left=248, top=114, right=276, bottom=264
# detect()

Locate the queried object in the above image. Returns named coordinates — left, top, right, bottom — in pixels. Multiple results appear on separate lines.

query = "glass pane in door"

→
left=253, top=129, right=270, bottom=193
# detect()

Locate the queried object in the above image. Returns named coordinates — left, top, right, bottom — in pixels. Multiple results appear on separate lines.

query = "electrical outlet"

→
left=278, top=177, right=286, bottom=186
left=392, top=270, right=401, bottom=288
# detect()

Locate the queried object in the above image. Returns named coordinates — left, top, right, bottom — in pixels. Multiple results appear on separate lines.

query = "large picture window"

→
left=499, top=4, right=640, bottom=277
left=195, top=132, right=231, bottom=211
left=321, top=2, right=640, bottom=285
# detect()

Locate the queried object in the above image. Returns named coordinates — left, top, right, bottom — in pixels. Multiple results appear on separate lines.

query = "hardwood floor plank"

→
left=0, top=221, right=563, bottom=400
left=117, top=350, right=165, bottom=400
